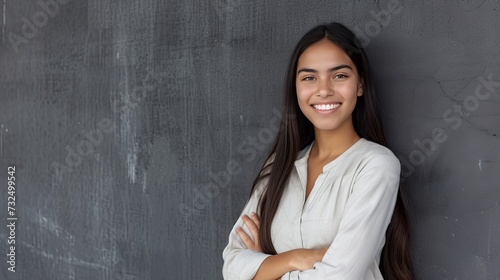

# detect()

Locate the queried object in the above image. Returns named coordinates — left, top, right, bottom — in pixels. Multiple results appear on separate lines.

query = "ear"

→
left=357, top=82, right=363, bottom=97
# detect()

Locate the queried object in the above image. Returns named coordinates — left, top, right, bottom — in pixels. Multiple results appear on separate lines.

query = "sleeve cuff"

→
left=226, top=250, right=270, bottom=279
left=281, top=270, right=300, bottom=280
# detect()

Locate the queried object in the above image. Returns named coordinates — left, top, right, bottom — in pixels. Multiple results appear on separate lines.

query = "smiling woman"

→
left=222, top=22, right=414, bottom=280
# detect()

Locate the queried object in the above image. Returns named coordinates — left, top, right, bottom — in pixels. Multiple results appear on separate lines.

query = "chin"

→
left=311, top=123, right=342, bottom=132
left=310, top=117, right=353, bottom=133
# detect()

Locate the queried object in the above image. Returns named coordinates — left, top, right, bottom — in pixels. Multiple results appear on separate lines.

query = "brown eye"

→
left=334, top=74, right=347, bottom=79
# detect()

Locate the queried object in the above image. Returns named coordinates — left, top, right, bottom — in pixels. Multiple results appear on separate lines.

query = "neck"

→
left=311, top=123, right=360, bottom=161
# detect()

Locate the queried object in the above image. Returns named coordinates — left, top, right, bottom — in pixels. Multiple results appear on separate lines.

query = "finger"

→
left=250, top=212, right=260, bottom=229
left=241, top=215, right=259, bottom=245
left=236, top=226, right=255, bottom=250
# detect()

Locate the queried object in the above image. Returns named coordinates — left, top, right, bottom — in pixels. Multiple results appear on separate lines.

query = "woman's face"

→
left=296, top=39, right=363, bottom=133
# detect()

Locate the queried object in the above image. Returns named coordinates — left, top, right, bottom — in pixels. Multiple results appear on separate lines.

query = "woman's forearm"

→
left=253, top=248, right=327, bottom=280
left=253, top=250, right=296, bottom=280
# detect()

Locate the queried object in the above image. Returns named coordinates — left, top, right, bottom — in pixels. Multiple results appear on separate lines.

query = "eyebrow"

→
left=297, top=64, right=353, bottom=74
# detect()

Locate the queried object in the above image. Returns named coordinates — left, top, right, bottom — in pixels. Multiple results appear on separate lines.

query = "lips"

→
left=312, top=103, right=341, bottom=111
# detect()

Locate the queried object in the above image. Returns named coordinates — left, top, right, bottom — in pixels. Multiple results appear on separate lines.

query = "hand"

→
left=236, top=212, right=262, bottom=252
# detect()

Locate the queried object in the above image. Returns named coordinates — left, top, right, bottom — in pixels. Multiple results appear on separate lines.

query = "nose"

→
left=317, top=79, right=333, bottom=98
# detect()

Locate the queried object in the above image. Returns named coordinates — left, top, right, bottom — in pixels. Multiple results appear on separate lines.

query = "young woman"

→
left=222, top=22, right=414, bottom=280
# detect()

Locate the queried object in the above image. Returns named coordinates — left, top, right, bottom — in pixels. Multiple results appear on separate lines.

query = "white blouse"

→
left=222, top=138, right=400, bottom=280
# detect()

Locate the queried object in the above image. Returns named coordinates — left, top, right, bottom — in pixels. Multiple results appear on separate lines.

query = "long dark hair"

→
left=250, top=22, right=414, bottom=280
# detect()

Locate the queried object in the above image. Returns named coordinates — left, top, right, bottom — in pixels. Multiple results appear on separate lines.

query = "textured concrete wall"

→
left=0, top=0, right=499, bottom=279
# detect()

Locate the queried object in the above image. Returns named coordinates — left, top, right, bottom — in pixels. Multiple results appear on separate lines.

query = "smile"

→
left=312, top=103, right=341, bottom=111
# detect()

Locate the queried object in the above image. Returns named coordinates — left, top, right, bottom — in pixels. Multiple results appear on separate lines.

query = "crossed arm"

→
left=224, top=153, right=401, bottom=280
left=236, top=213, right=328, bottom=280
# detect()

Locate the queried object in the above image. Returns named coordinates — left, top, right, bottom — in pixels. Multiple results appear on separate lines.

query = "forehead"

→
left=297, top=39, right=355, bottom=68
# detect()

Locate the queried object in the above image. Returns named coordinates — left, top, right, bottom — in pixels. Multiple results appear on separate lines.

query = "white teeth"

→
left=313, top=103, right=340, bottom=111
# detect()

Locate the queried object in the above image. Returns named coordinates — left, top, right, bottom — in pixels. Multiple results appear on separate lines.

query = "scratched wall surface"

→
left=0, top=0, right=499, bottom=279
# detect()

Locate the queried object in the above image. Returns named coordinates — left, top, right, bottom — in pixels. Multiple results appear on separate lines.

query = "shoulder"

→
left=353, top=138, right=401, bottom=174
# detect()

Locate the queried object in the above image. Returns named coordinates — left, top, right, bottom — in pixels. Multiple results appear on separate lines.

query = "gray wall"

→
left=0, top=0, right=499, bottom=279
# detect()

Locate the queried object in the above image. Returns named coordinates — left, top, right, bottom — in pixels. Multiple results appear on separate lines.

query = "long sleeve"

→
left=222, top=182, right=271, bottom=280
left=284, top=151, right=400, bottom=280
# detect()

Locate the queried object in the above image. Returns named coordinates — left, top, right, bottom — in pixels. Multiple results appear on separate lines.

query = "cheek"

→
left=297, top=95, right=309, bottom=114
left=296, top=82, right=315, bottom=97
left=296, top=95, right=307, bottom=112
left=340, top=84, right=360, bottom=99
left=295, top=86, right=307, bottom=103
left=296, top=93, right=310, bottom=115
